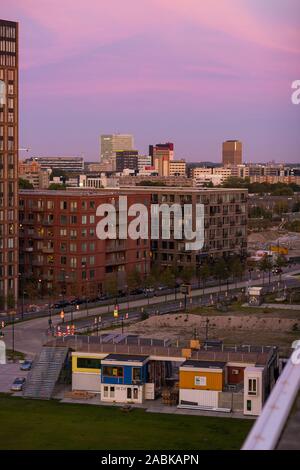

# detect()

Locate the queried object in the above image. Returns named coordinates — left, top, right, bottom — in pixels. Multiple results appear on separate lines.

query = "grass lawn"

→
left=0, top=395, right=252, bottom=450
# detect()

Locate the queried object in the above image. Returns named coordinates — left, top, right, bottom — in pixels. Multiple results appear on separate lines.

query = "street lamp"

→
left=10, top=310, right=16, bottom=361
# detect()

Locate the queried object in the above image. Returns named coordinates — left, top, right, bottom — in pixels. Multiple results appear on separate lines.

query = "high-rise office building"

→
left=222, top=140, right=243, bottom=166
left=149, top=142, right=174, bottom=177
left=0, top=19, right=19, bottom=309
left=116, top=150, right=138, bottom=173
left=100, top=134, right=134, bottom=169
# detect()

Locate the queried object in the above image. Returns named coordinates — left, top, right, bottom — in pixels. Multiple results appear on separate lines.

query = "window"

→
left=77, top=357, right=101, bottom=369
left=82, top=215, right=87, bottom=224
left=127, top=388, right=132, bottom=400
left=103, top=386, right=108, bottom=398
left=102, top=366, right=123, bottom=378
left=247, top=400, right=252, bottom=411
left=248, top=378, right=257, bottom=396
left=132, top=368, right=141, bottom=382
left=60, top=201, right=67, bottom=210
left=133, top=388, right=138, bottom=400
left=110, top=386, right=115, bottom=398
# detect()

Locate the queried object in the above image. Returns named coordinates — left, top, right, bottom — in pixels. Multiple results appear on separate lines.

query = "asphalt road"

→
left=2, top=267, right=300, bottom=357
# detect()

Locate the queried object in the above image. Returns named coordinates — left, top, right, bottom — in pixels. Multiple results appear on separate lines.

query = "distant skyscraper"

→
left=100, top=134, right=134, bottom=169
left=222, top=140, right=243, bottom=166
left=116, top=150, right=138, bottom=173
left=149, top=143, right=174, bottom=177
left=0, top=19, right=19, bottom=309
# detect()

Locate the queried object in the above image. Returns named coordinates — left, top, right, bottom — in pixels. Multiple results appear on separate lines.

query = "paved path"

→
left=2, top=269, right=300, bottom=356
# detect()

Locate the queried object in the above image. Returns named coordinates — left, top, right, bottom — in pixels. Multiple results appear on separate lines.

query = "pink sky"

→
left=1, top=0, right=300, bottom=161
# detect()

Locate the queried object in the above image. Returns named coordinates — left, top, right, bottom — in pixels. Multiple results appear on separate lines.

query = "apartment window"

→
left=60, top=228, right=67, bottom=237
left=90, top=215, right=95, bottom=224
left=248, top=378, right=257, bottom=396
left=60, top=215, right=67, bottom=225
left=70, top=243, right=77, bottom=253
left=70, top=229, right=77, bottom=239
left=60, top=256, right=67, bottom=265
left=70, top=201, right=77, bottom=211
left=70, top=257, right=77, bottom=268
left=82, top=215, right=87, bottom=224
left=60, top=201, right=67, bottom=210
left=70, top=215, right=77, bottom=224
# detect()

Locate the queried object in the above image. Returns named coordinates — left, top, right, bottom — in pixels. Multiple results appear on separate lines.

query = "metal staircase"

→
left=23, top=346, right=68, bottom=400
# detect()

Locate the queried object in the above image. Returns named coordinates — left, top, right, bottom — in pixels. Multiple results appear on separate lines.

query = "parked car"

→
left=272, top=267, right=283, bottom=275
left=20, top=360, right=32, bottom=371
left=130, top=288, right=144, bottom=296
left=11, top=377, right=26, bottom=392
left=52, top=300, right=70, bottom=309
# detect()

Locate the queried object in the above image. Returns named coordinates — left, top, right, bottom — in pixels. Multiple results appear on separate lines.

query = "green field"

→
left=0, top=395, right=252, bottom=450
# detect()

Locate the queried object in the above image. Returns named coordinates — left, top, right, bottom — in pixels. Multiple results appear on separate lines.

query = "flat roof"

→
left=102, top=354, right=149, bottom=363
left=181, top=360, right=227, bottom=369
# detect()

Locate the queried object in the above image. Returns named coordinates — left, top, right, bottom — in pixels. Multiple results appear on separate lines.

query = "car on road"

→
left=20, top=360, right=32, bottom=371
left=52, top=300, right=70, bottom=309
left=11, top=377, right=26, bottom=392
left=272, top=267, right=283, bottom=275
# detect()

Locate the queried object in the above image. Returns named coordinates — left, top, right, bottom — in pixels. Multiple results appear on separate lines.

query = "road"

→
left=2, top=268, right=300, bottom=357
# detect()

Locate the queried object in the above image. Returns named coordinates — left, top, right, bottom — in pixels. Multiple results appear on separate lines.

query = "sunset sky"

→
left=2, top=0, right=300, bottom=162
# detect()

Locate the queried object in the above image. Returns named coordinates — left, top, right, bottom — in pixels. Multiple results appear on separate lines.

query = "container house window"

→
left=102, top=366, right=123, bottom=378
left=133, top=388, right=138, bottom=400
left=248, top=378, right=257, bottom=396
left=77, top=357, right=101, bottom=369
left=103, top=386, right=108, bottom=398
left=132, top=368, right=141, bottom=382
left=127, top=388, right=132, bottom=399
left=247, top=400, right=252, bottom=411
left=110, top=386, right=115, bottom=398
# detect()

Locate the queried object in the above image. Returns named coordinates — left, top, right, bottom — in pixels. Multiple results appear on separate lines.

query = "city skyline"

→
left=1, top=1, right=300, bottom=162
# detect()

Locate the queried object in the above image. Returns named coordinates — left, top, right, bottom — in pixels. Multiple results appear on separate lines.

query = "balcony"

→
left=106, top=242, right=126, bottom=252
left=42, top=247, right=54, bottom=254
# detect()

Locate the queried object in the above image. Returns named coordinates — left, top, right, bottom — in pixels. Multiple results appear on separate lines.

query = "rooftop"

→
left=102, top=353, right=149, bottom=363
left=181, top=360, right=227, bottom=370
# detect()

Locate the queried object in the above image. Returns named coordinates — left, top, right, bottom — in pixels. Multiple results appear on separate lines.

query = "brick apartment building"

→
left=121, top=187, right=248, bottom=269
left=19, top=187, right=247, bottom=300
left=19, top=190, right=151, bottom=298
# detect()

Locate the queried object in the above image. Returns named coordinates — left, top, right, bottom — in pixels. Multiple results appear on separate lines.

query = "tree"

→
left=274, top=201, right=288, bottom=216
left=292, top=201, right=300, bottom=213
left=275, top=254, right=288, bottom=283
left=222, top=176, right=249, bottom=189
left=197, top=262, right=211, bottom=295
left=258, top=255, right=273, bottom=285
left=19, top=178, right=34, bottom=189
left=103, top=274, right=118, bottom=300
left=180, top=266, right=195, bottom=285
left=160, top=268, right=176, bottom=302
left=228, top=257, right=245, bottom=288
left=48, top=183, right=66, bottom=190
left=127, top=268, right=142, bottom=293
left=213, top=258, right=230, bottom=293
